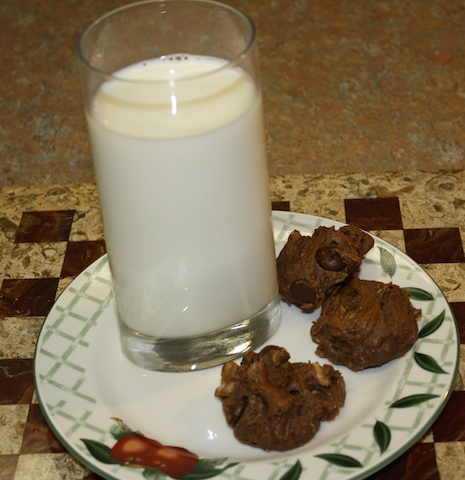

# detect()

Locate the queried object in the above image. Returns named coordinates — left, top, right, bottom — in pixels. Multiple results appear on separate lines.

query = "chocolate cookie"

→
left=215, top=346, right=345, bottom=451
left=277, top=225, right=374, bottom=309
left=311, top=277, right=421, bottom=371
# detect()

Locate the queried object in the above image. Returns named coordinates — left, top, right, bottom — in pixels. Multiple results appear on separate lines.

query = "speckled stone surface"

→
left=0, top=170, right=464, bottom=479
left=1, top=0, right=465, bottom=187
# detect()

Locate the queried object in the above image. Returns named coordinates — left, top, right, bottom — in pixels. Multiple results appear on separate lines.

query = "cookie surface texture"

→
left=311, top=277, right=421, bottom=371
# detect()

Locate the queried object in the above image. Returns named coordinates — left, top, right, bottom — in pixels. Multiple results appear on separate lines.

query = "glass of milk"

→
left=77, top=0, right=281, bottom=371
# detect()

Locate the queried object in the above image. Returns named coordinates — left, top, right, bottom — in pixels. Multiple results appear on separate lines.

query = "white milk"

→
left=87, top=55, right=277, bottom=337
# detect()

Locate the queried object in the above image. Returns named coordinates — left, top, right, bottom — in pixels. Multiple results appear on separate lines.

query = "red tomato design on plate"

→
left=110, top=433, right=199, bottom=478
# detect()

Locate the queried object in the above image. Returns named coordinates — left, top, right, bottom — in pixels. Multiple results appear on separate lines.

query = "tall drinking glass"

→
left=77, top=0, right=281, bottom=372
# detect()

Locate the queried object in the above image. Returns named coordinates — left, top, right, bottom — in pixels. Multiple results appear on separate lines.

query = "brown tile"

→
left=344, top=197, right=403, bottom=230
left=15, top=210, right=75, bottom=243
left=0, top=454, right=19, bottom=480
left=432, top=392, right=465, bottom=442
left=20, top=404, right=67, bottom=454
left=404, top=228, right=465, bottom=264
left=272, top=200, right=291, bottom=211
left=451, top=303, right=465, bottom=344
left=0, top=278, right=59, bottom=316
left=0, top=359, right=34, bottom=405
left=366, top=443, right=439, bottom=480
left=61, top=240, right=106, bottom=277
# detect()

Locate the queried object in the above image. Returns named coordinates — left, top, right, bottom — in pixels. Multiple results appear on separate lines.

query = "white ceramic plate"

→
left=34, top=212, right=459, bottom=480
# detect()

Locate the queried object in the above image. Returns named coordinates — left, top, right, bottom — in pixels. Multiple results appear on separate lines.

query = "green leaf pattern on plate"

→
left=419, top=310, right=445, bottom=338
left=278, top=460, right=303, bottom=480
left=390, top=394, right=440, bottom=409
left=414, top=352, right=448, bottom=374
left=314, top=454, right=363, bottom=469
left=378, top=246, right=396, bottom=277
left=142, top=469, right=165, bottom=480
left=373, top=421, right=391, bottom=454
left=403, top=287, right=435, bottom=301
left=181, top=461, right=240, bottom=479
left=81, top=439, right=118, bottom=465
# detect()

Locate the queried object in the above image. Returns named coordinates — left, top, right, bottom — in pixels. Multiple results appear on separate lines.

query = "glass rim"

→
left=76, top=0, right=257, bottom=84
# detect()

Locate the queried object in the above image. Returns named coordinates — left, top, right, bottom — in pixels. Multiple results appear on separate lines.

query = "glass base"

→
left=118, top=292, right=282, bottom=372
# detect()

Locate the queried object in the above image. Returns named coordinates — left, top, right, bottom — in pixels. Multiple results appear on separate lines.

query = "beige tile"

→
left=422, top=264, right=465, bottom=304
left=0, top=317, right=44, bottom=359
left=14, top=453, right=87, bottom=480
left=3, top=243, right=67, bottom=280
left=435, top=442, right=465, bottom=480
left=56, top=278, right=74, bottom=299
left=454, top=345, right=465, bottom=392
left=369, top=230, right=406, bottom=252
left=68, top=208, right=104, bottom=242
left=0, top=405, right=29, bottom=455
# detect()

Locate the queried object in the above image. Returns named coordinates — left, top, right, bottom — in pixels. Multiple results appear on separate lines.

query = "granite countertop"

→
left=0, top=170, right=464, bottom=480
left=2, top=0, right=465, bottom=187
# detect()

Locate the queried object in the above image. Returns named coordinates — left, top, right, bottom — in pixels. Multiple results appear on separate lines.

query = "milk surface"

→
left=87, top=55, right=277, bottom=337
